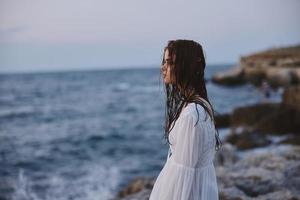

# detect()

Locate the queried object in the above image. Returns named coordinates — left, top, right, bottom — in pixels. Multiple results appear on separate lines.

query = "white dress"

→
left=149, top=101, right=219, bottom=200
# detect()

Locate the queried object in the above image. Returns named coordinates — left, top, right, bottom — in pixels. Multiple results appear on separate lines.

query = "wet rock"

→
left=230, top=101, right=300, bottom=135
left=113, top=189, right=152, bottom=200
left=215, top=113, right=231, bottom=128
left=283, top=85, right=300, bottom=111
left=225, top=131, right=272, bottom=150
left=212, top=86, right=300, bottom=137
left=230, top=103, right=280, bottom=130
left=219, top=186, right=247, bottom=200
left=113, top=176, right=154, bottom=200
left=229, top=103, right=294, bottom=134
left=212, top=66, right=246, bottom=86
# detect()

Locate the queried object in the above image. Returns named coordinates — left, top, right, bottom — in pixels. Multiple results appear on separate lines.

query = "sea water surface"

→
left=0, top=65, right=282, bottom=200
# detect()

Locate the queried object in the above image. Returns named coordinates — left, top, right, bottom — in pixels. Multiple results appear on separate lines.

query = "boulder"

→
left=282, top=85, right=300, bottom=111
left=212, top=66, right=246, bottom=86
left=215, top=113, right=231, bottom=128
left=113, top=176, right=154, bottom=200
left=230, top=103, right=280, bottom=128
left=225, top=131, right=272, bottom=150
left=229, top=101, right=300, bottom=135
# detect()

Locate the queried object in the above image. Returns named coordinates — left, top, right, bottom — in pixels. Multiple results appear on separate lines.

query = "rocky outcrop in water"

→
left=215, top=85, right=299, bottom=150
left=212, top=44, right=300, bottom=88
left=216, top=85, right=299, bottom=127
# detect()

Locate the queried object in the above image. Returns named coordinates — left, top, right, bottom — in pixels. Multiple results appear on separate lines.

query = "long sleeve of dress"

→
left=149, top=108, right=219, bottom=200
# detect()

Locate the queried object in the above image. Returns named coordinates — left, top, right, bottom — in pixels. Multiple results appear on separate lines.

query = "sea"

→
left=0, top=65, right=282, bottom=200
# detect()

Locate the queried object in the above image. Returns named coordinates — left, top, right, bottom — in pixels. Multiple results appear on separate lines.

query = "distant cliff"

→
left=212, top=44, right=300, bottom=88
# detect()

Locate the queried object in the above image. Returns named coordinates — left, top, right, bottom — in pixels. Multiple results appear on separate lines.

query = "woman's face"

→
left=161, top=49, right=175, bottom=84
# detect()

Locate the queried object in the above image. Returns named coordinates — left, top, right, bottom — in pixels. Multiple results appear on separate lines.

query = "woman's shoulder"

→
left=180, top=102, right=213, bottom=123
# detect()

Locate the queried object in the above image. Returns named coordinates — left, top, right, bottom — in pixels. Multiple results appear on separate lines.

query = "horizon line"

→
left=0, top=62, right=235, bottom=75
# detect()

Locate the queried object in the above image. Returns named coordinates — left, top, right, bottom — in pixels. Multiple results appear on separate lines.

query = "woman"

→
left=149, top=39, right=221, bottom=200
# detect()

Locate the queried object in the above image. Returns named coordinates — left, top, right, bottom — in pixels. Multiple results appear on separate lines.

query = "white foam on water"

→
left=13, top=169, right=39, bottom=200
left=0, top=106, right=36, bottom=119
left=12, top=161, right=122, bottom=200
left=114, top=83, right=130, bottom=92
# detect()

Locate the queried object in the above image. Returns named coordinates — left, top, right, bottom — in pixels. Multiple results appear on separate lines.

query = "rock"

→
left=219, top=186, right=247, bottom=200
left=114, top=176, right=154, bottom=200
left=243, top=66, right=266, bottom=86
left=212, top=44, right=300, bottom=88
left=280, top=134, right=300, bottom=145
left=230, top=103, right=280, bottom=129
left=233, top=167, right=280, bottom=197
left=214, top=143, right=239, bottom=166
left=225, top=131, right=272, bottom=150
left=290, top=68, right=300, bottom=84
left=255, top=189, right=300, bottom=200
left=229, top=101, right=300, bottom=135
left=113, top=189, right=152, bottom=200
left=229, top=103, right=293, bottom=134
left=252, top=105, right=297, bottom=134
left=213, top=84, right=300, bottom=151
left=212, top=66, right=246, bottom=86
left=215, top=113, right=231, bottom=128
left=216, top=146, right=300, bottom=199
left=283, top=85, right=300, bottom=111
left=283, top=162, right=300, bottom=194
left=265, top=67, right=296, bottom=88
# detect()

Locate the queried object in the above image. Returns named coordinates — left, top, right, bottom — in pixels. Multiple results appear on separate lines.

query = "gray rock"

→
left=114, top=145, right=300, bottom=200
left=214, top=143, right=239, bottom=166
left=219, top=186, right=248, bottom=200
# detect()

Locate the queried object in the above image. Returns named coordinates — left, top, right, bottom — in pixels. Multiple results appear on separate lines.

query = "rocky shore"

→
left=112, top=145, right=300, bottom=200
left=112, top=45, right=300, bottom=200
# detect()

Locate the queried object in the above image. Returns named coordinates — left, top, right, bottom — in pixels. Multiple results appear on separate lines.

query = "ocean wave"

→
left=12, top=162, right=122, bottom=200
left=0, top=107, right=37, bottom=120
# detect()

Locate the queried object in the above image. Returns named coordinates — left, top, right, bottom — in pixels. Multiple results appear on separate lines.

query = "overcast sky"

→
left=0, top=0, right=299, bottom=73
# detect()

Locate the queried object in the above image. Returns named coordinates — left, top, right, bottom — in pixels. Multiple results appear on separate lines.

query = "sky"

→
left=0, top=0, right=299, bottom=73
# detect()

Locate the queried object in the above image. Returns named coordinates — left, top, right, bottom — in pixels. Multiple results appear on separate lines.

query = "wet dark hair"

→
left=160, top=39, right=222, bottom=151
